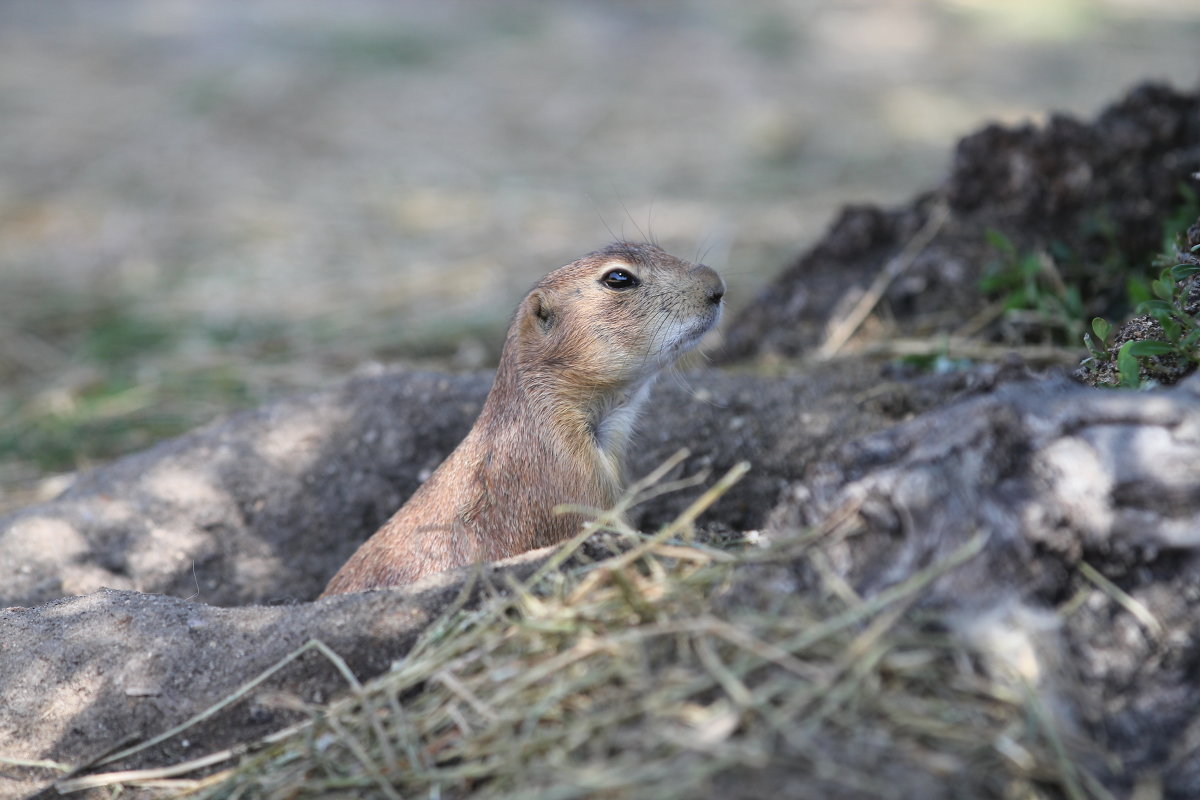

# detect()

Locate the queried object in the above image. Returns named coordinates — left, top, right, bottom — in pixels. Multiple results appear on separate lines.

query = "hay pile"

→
left=60, top=463, right=1098, bottom=800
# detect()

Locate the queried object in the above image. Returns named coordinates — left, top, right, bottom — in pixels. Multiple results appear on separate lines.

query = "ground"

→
left=2, top=0, right=1200, bottom=511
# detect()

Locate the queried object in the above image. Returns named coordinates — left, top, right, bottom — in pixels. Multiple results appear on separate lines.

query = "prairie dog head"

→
left=515, top=242, right=725, bottom=389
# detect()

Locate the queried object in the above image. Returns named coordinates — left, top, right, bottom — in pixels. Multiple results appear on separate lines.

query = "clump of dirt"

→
left=722, top=83, right=1200, bottom=360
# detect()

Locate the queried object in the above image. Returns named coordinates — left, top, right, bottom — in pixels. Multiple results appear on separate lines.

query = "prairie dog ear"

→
left=526, top=289, right=554, bottom=333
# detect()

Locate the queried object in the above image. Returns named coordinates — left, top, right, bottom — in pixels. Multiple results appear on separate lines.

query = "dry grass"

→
left=57, top=462, right=1102, bottom=800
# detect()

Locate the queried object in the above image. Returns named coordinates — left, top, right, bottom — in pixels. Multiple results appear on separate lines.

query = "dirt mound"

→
left=771, top=374, right=1200, bottom=790
left=0, top=362, right=972, bottom=612
left=0, top=361, right=992, bottom=799
left=722, top=83, right=1200, bottom=360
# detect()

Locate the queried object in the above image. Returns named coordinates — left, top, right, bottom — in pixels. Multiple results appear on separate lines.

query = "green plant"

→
left=1158, top=184, right=1200, bottom=260
left=1086, top=243, right=1200, bottom=387
left=980, top=230, right=1086, bottom=344
left=986, top=188, right=1200, bottom=363
left=1076, top=187, right=1200, bottom=387
left=1083, top=316, right=1111, bottom=363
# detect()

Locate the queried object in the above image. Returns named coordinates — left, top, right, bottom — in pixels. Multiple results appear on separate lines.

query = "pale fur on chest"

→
left=588, top=375, right=655, bottom=489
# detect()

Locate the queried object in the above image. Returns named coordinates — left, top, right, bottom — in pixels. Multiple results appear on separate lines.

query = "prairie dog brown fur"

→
left=321, top=242, right=725, bottom=596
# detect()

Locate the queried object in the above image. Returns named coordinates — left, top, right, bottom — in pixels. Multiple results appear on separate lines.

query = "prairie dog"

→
left=321, top=242, right=724, bottom=595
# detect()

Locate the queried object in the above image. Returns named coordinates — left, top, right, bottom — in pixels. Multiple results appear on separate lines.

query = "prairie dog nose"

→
left=708, top=279, right=726, bottom=305
left=694, top=265, right=725, bottom=305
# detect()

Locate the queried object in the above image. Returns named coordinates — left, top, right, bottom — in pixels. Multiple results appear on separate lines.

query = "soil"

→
left=721, top=83, right=1200, bottom=361
left=4, top=64, right=1200, bottom=800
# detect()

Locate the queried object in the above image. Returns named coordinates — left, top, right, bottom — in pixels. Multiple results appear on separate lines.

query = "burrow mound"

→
left=722, top=82, right=1200, bottom=360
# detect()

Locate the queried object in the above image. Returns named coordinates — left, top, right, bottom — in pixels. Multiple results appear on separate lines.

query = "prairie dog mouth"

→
left=662, top=304, right=723, bottom=359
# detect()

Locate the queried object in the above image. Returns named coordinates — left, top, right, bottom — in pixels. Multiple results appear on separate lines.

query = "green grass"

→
left=295, top=27, right=446, bottom=70
left=0, top=294, right=256, bottom=480
left=0, top=367, right=253, bottom=474
left=0, top=280, right=506, bottom=511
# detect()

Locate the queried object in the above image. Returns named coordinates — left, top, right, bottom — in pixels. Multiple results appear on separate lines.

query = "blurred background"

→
left=2, top=0, right=1199, bottom=512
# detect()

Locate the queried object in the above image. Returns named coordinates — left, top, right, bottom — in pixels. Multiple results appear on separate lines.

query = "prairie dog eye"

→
left=600, top=268, right=640, bottom=290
